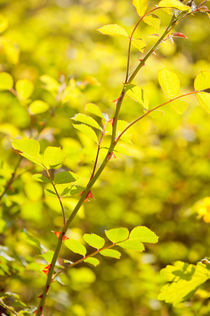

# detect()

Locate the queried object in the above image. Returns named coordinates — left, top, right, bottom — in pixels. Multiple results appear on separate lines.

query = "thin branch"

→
left=89, top=120, right=108, bottom=182
left=46, top=169, right=66, bottom=226
left=0, top=299, right=19, bottom=316
left=115, top=91, right=200, bottom=144
left=0, top=157, right=22, bottom=204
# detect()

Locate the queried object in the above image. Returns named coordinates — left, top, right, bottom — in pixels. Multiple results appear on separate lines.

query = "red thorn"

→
left=38, top=294, right=43, bottom=299
left=41, top=264, right=51, bottom=276
left=108, top=118, right=114, bottom=125
left=139, top=59, right=145, bottom=66
left=112, top=98, right=119, bottom=106
left=46, top=285, right=50, bottom=293
left=34, top=308, right=43, bottom=315
left=107, top=152, right=117, bottom=160
left=172, top=32, right=187, bottom=39
left=81, top=190, right=93, bottom=202
left=52, top=231, right=69, bottom=241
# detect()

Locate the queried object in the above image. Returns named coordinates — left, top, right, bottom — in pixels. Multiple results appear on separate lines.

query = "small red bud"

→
left=107, top=152, right=117, bottom=160
left=172, top=32, right=187, bottom=39
left=139, top=59, right=145, bottom=66
left=81, top=190, right=93, bottom=202
left=112, top=98, right=119, bottom=106
left=52, top=231, right=69, bottom=241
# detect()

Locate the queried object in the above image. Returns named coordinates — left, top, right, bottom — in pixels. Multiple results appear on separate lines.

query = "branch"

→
left=115, top=91, right=200, bottom=144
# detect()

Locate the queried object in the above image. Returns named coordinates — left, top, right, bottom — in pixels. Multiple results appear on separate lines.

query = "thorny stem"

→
left=36, top=7, right=202, bottom=315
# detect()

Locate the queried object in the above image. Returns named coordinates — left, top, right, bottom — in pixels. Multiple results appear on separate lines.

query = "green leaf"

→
left=170, top=100, right=189, bottom=114
left=64, top=239, right=87, bottom=256
left=0, top=15, right=8, bottom=33
left=83, top=233, right=105, bottom=249
left=129, top=226, right=158, bottom=243
left=132, top=0, right=147, bottom=16
left=126, top=85, right=149, bottom=109
left=72, top=113, right=101, bottom=130
left=118, top=240, right=145, bottom=251
left=132, top=39, right=146, bottom=53
left=158, top=0, right=190, bottom=11
left=97, top=24, right=128, bottom=37
left=158, top=68, right=180, bottom=98
left=32, top=173, right=51, bottom=183
left=143, top=15, right=160, bottom=31
left=29, top=100, right=49, bottom=114
left=41, top=250, right=54, bottom=263
left=100, top=249, right=121, bottom=259
left=22, top=229, right=42, bottom=250
left=158, top=261, right=210, bottom=306
left=54, top=171, right=77, bottom=184
left=84, top=257, right=100, bottom=267
left=85, top=103, right=103, bottom=118
left=43, top=146, right=64, bottom=169
left=16, top=79, right=34, bottom=100
left=12, top=138, right=42, bottom=165
left=40, top=74, right=59, bottom=93
left=105, top=227, right=129, bottom=243
left=196, top=92, right=210, bottom=113
left=72, top=123, right=98, bottom=143
left=0, top=72, right=13, bottom=90
left=194, top=71, right=210, bottom=91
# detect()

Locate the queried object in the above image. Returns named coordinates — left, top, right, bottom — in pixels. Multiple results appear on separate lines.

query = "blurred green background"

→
left=0, top=0, right=210, bottom=315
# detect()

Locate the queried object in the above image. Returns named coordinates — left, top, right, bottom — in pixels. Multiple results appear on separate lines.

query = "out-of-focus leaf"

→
left=97, top=24, right=128, bottom=37
left=158, top=68, right=180, bottom=98
left=0, top=72, right=13, bottom=90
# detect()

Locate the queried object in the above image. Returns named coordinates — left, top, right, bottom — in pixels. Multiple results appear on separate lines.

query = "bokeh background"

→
left=0, top=0, right=210, bottom=315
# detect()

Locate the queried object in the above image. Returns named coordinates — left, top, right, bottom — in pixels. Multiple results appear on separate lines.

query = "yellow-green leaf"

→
left=43, top=146, right=64, bottom=169
left=194, top=71, right=210, bottom=91
left=132, top=0, right=147, bottom=16
left=126, top=85, right=149, bottom=109
left=196, top=92, right=210, bottom=113
left=64, top=239, right=87, bottom=256
left=100, top=249, right=121, bottom=259
left=118, top=240, right=145, bottom=251
left=72, top=123, right=98, bottom=143
left=40, top=75, right=59, bottom=93
left=105, top=227, right=129, bottom=243
left=16, top=79, right=34, bottom=100
left=12, top=138, right=42, bottom=165
left=143, top=15, right=160, bottom=32
left=29, top=100, right=49, bottom=114
left=158, top=0, right=190, bottom=11
left=170, top=100, right=189, bottom=114
left=72, top=113, right=101, bottom=130
left=85, top=103, right=103, bottom=118
left=158, top=68, right=180, bottom=98
left=54, top=171, right=77, bottom=184
left=97, top=24, right=128, bottom=37
left=132, top=39, right=146, bottom=52
left=84, top=257, right=100, bottom=267
left=0, top=72, right=13, bottom=90
left=129, top=226, right=158, bottom=243
left=83, top=233, right=105, bottom=249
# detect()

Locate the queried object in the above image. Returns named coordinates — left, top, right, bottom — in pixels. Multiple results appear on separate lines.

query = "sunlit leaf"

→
left=118, top=240, right=145, bottom=251
left=97, top=24, right=128, bottom=37
left=132, top=39, right=146, bottom=52
left=85, top=103, right=103, bottom=118
left=64, top=239, right=87, bottom=256
left=129, top=226, right=158, bottom=243
left=126, top=85, right=149, bottom=109
left=12, top=138, right=42, bottom=165
left=158, top=68, right=180, bottom=98
left=158, top=261, right=210, bottom=305
left=158, top=0, right=190, bottom=11
left=132, top=0, right=147, bottom=16
left=84, top=257, right=100, bottom=267
left=29, top=100, right=49, bottom=114
left=41, top=250, right=54, bottom=263
left=100, top=249, right=121, bottom=259
left=0, top=15, right=8, bottom=33
left=105, top=227, right=129, bottom=243
left=194, top=71, right=210, bottom=91
left=196, top=92, right=210, bottom=113
left=54, top=171, right=77, bottom=184
left=40, top=75, right=59, bottom=93
left=83, top=233, right=105, bottom=249
left=43, top=146, right=64, bottom=169
left=143, top=15, right=160, bottom=31
left=16, top=79, right=34, bottom=100
left=72, top=113, right=101, bottom=130
left=0, top=72, right=13, bottom=90
left=72, top=123, right=98, bottom=143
